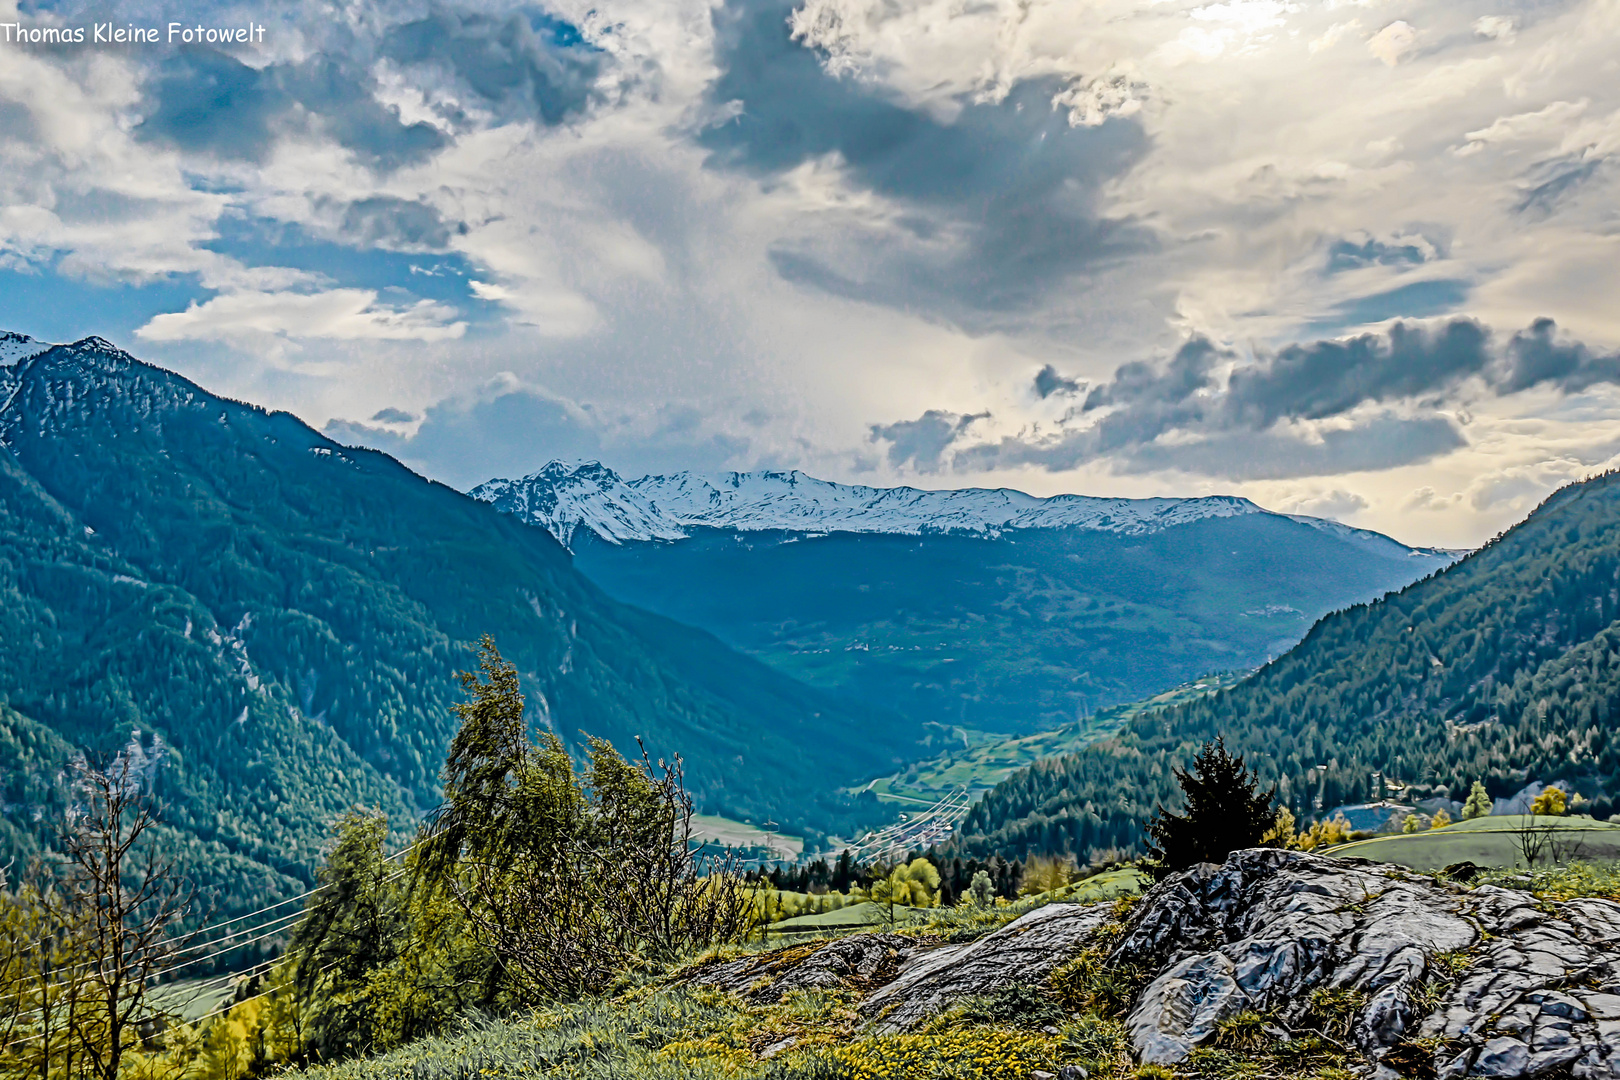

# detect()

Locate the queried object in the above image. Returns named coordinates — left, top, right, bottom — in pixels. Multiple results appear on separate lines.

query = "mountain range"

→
left=475, top=461, right=1461, bottom=735
left=0, top=334, right=902, bottom=910
left=952, top=467, right=1620, bottom=862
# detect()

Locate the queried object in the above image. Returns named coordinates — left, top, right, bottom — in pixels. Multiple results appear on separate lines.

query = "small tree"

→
left=1145, top=737, right=1278, bottom=876
left=1430, top=808, right=1452, bottom=829
left=966, top=870, right=994, bottom=907
left=1261, top=806, right=1298, bottom=848
left=1530, top=786, right=1567, bottom=816
left=1402, top=814, right=1422, bottom=834
left=1461, top=781, right=1491, bottom=820
left=1295, top=814, right=1351, bottom=851
left=55, top=756, right=195, bottom=1080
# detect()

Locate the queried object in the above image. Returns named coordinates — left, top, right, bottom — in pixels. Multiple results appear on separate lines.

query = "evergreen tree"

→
left=1145, top=737, right=1278, bottom=876
left=1461, top=781, right=1492, bottom=820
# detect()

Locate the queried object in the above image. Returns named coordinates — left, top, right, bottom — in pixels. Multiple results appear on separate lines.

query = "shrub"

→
left=1531, top=786, right=1568, bottom=816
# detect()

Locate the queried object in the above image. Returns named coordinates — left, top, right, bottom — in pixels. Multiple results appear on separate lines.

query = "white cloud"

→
left=135, top=290, right=468, bottom=343
left=1366, top=21, right=1417, bottom=66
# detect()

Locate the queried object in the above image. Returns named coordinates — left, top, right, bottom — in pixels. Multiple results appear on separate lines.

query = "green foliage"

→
left=954, top=470, right=1620, bottom=861
left=283, top=811, right=499, bottom=1061
left=1462, top=781, right=1492, bottom=820
left=951, top=982, right=1066, bottom=1030
left=1145, top=737, right=1278, bottom=875
left=967, top=870, right=994, bottom=907
left=423, top=639, right=752, bottom=1002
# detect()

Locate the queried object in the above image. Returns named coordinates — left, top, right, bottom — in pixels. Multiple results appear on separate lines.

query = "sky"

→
left=1, top=0, right=1618, bottom=547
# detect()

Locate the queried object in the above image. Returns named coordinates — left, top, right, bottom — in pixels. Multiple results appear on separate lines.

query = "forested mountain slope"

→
left=953, top=470, right=1620, bottom=861
left=0, top=335, right=902, bottom=906
left=479, top=461, right=1458, bottom=734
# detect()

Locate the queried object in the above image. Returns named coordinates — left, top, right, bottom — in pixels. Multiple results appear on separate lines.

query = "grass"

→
left=692, top=814, right=805, bottom=859
left=1325, top=814, right=1620, bottom=870
left=771, top=901, right=921, bottom=932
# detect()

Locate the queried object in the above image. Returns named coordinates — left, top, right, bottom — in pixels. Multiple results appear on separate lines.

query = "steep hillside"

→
left=0, top=335, right=903, bottom=902
left=953, top=470, right=1620, bottom=862
left=476, top=462, right=1458, bottom=733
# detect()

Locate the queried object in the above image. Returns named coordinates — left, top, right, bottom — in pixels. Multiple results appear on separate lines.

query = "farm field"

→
left=1328, top=815, right=1620, bottom=870
left=690, top=814, right=804, bottom=859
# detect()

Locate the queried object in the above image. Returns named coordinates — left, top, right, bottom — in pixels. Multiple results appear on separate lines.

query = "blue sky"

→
left=1, top=0, right=1618, bottom=545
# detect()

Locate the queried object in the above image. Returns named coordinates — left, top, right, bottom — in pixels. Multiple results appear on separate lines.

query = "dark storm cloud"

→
left=1033, top=365, right=1083, bottom=399
left=380, top=8, right=600, bottom=126
left=1222, top=318, right=1490, bottom=427
left=868, top=410, right=988, bottom=471
left=1500, top=318, right=1620, bottom=393
left=882, top=317, right=1620, bottom=481
left=137, top=7, right=598, bottom=168
left=341, top=197, right=462, bottom=250
left=700, top=0, right=1150, bottom=318
left=137, top=49, right=294, bottom=161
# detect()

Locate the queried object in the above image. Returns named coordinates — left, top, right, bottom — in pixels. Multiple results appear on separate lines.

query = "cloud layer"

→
left=0, top=0, right=1617, bottom=545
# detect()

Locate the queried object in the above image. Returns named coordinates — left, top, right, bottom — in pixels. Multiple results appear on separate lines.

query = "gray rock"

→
left=1113, top=849, right=1620, bottom=1078
left=686, top=932, right=919, bottom=1002
left=862, top=902, right=1114, bottom=1031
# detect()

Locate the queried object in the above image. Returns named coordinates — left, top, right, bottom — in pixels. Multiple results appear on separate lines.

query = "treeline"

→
left=749, top=853, right=1029, bottom=904
left=952, top=469, right=1620, bottom=862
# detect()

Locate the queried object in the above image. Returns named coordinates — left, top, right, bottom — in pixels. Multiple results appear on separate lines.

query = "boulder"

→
left=685, top=932, right=919, bottom=1002
left=862, top=902, right=1115, bottom=1031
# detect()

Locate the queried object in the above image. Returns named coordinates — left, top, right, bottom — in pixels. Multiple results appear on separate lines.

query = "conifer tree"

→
left=1145, top=737, right=1278, bottom=876
left=1461, top=780, right=1492, bottom=820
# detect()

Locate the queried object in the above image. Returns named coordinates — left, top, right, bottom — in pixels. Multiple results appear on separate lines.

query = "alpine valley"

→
left=473, top=462, right=1459, bottom=737
left=0, top=331, right=1460, bottom=911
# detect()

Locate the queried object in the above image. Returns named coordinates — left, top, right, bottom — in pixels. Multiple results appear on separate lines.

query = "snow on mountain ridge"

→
left=0, top=332, right=52, bottom=369
left=472, top=460, right=1273, bottom=548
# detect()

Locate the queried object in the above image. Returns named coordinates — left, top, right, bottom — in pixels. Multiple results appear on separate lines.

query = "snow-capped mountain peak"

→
left=0, top=332, right=52, bottom=368
left=471, top=460, right=1273, bottom=548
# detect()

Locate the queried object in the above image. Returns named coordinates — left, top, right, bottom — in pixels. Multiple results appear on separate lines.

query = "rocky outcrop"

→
left=685, top=933, right=921, bottom=1002
left=862, top=902, right=1114, bottom=1031
left=1110, top=849, right=1620, bottom=1079
left=690, top=849, right=1620, bottom=1079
